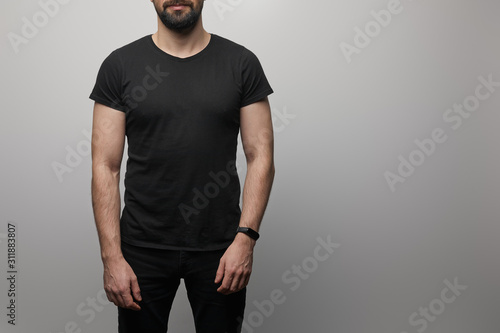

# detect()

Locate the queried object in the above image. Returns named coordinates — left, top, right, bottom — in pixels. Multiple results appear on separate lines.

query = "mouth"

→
left=169, top=5, right=187, bottom=10
left=165, top=2, right=192, bottom=10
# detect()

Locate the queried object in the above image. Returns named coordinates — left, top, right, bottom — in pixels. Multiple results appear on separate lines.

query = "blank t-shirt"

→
left=89, top=33, right=273, bottom=250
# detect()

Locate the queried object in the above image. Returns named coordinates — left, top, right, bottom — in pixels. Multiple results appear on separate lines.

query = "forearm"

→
left=91, top=165, right=122, bottom=262
left=238, top=156, right=275, bottom=234
left=216, top=157, right=274, bottom=293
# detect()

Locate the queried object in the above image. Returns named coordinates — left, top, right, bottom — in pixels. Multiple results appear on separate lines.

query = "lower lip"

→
left=169, top=5, right=187, bottom=10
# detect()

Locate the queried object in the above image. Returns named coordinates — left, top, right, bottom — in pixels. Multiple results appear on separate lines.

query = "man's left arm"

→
left=215, top=97, right=275, bottom=295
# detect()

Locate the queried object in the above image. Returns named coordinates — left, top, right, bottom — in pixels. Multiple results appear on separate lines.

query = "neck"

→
left=152, top=17, right=210, bottom=59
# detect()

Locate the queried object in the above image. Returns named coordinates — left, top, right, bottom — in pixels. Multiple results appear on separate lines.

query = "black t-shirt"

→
left=89, top=34, right=273, bottom=251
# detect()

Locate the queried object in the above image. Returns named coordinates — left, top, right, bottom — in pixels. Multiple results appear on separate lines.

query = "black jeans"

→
left=118, top=240, right=246, bottom=333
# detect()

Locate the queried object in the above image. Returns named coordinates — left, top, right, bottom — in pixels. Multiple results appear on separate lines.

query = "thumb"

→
left=214, top=258, right=225, bottom=284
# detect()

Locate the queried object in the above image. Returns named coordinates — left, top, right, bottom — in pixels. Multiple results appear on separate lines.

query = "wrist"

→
left=235, top=226, right=260, bottom=241
left=101, top=248, right=124, bottom=263
left=234, top=232, right=257, bottom=247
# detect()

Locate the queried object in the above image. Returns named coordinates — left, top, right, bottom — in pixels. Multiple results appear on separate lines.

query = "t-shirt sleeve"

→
left=89, top=50, right=127, bottom=112
left=239, top=48, right=274, bottom=108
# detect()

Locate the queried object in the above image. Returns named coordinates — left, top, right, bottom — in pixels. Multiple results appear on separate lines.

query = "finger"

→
left=229, top=272, right=242, bottom=294
left=242, top=273, right=250, bottom=288
left=119, top=290, right=141, bottom=311
left=130, top=275, right=142, bottom=302
left=217, top=271, right=234, bottom=294
left=122, top=294, right=141, bottom=311
left=236, top=274, right=249, bottom=291
left=214, top=259, right=225, bottom=284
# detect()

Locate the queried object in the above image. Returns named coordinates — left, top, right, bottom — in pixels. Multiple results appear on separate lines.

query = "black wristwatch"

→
left=236, top=226, right=260, bottom=241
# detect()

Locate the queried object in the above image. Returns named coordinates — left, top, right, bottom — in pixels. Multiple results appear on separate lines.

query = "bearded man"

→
left=89, top=1, right=275, bottom=332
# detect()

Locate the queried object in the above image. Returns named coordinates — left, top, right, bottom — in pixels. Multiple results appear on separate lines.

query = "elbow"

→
left=92, top=160, right=121, bottom=179
left=246, top=154, right=275, bottom=178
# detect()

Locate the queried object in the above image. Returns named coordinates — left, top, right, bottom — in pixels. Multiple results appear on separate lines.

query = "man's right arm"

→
left=91, top=102, right=142, bottom=311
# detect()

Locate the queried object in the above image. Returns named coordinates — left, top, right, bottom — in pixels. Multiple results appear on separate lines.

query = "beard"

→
left=155, top=1, right=204, bottom=32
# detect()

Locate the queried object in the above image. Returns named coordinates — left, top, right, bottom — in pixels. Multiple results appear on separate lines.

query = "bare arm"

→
left=215, top=97, right=275, bottom=294
left=238, top=96, right=275, bottom=235
left=91, top=102, right=141, bottom=310
left=91, top=102, right=125, bottom=261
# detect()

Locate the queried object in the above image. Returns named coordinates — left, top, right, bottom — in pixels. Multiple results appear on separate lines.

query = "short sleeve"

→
left=239, top=48, right=274, bottom=108
left=89, top=50, right=127, bottom=112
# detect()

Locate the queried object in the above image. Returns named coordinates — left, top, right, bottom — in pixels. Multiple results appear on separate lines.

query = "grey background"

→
left=1, top=0, right=499, bottom=332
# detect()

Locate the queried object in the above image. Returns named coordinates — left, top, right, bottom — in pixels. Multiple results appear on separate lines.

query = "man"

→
left=89, top=0, right=275, bottom=332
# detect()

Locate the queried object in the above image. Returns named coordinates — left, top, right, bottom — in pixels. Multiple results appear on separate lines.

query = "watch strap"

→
left=236, top=226, right=260, bottom=241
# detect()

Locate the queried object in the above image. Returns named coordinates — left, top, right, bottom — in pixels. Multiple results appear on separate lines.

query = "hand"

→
left=103, top=256, right=142, bottom=310
left=214, top=233, right=255, bottom=295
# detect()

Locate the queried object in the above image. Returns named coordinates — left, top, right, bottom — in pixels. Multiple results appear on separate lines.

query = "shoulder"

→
left=111, top=35, right=151, bottom=58
left=210, top=34, right=255, bottom=57
left=94, top=35, right=151, bottom=79
left=101, top=35, right=151, bottom=64
left=210, top=34, right=263, bottom=70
